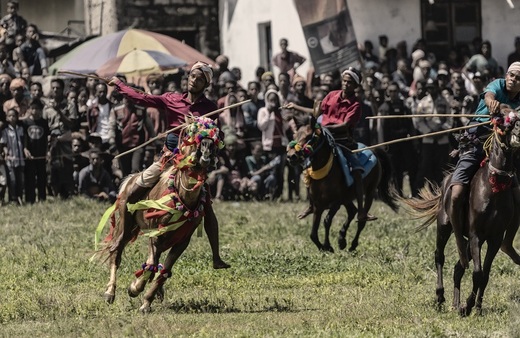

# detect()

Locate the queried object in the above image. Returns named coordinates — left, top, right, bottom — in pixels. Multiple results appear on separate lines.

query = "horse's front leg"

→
left=501, top=203, right=520, bottom=265
left=474, top=236, right=502, bottom=315
left=140, top=236, right=192, bottom=313
left=322, top=204, right=340, bottom=253
left=128, top=238, right=160, bottom=298
left=310, top=209, right=325, bottom=251
left=104, top=249, right=122, bottom=304
left=338, top=202, right=356, bottom=250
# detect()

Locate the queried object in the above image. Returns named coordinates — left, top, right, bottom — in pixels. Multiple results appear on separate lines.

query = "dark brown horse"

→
left=287, top=116, right=399, bottom=252
left=403, top=114, right=520, bottom=316
left=96, top=116, right=222, bottom=313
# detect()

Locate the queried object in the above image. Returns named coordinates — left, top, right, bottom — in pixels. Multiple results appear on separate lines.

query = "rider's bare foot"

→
left=213, top=258, right=231, bottom=269
left=297, top=205, right=313, bottom=219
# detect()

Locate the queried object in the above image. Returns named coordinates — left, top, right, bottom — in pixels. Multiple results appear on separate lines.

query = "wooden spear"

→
left=351, top=120, right=491, bottom=153
left=57, top=70, right=109, bottom=82
left=114, top=99, right=252, bottom=159
left=366, top=114, right=490, bottom=119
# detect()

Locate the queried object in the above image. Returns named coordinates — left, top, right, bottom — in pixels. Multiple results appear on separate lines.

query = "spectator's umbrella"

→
left=48, top=29, right=215, bottom=75
left=96, top=49, right=187, bottom=77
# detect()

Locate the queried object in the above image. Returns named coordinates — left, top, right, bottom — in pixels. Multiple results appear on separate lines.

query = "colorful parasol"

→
left=49, top=29, right=215, bottom=75
left=95, top=49, right=187, bottom=77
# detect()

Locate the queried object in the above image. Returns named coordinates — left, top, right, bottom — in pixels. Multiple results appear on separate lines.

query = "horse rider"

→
left=449, top=61, right=520, bottom=266
left=300, top=67, right=376, bottom=222
left=108, top=61, right=230, bottom=269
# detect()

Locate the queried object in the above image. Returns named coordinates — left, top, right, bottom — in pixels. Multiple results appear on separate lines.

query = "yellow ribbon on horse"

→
left=303, top=153, right=334, bottom=186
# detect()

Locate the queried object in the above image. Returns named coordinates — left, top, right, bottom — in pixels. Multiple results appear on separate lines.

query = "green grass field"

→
left=1, top=196, right=520, bottom=337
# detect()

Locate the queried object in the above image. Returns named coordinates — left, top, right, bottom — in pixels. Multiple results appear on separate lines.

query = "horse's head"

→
left=177, top=116, right=224, bottom=171
left=287, top=115, right=322, bottom=166
left=491, top=108, right=520, bottom=149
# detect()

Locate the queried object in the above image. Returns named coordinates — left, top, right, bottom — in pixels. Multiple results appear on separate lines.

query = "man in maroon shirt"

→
left=301, top=67, right=375, bottom=222
left=108, top=61, right=229, bottom=269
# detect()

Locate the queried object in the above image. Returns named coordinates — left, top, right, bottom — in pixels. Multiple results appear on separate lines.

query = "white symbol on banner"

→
left=307, top=37, right=318, bottom=49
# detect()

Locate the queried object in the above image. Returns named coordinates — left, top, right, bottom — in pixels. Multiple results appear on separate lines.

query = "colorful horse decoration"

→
left=287, top=116, right=399, bottom=252
left=94, top=116, right=223, bottom=312
left=403, top=109, right=520, bottom=316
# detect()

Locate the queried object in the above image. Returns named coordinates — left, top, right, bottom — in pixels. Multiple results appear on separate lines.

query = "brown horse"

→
left=403, top=114, right=520, bottom=316
left=287, top=116, right=399, bottom=252
left=97, top=116, right=223, bottom=312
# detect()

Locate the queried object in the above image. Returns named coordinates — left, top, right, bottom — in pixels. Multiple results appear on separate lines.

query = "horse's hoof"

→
left=213, top=259, right=231, bottom=269
left=104, top=292, right=115, bottom=304
left=139, top=304, right=152, bottom=314
left=348, top=245, right=358, bottom=252
left=128, top=285, right=140, bottom=298
left=321, top=246, right=334, bottom=253
left=459, top=305, right=470, bottom=317
left=338, top=238, right=347, bottom=250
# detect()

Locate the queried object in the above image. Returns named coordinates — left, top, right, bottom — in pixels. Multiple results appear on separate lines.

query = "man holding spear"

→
left=449, top=61, right=520, bottom=264
left=107, top=61, right=230, bottom=269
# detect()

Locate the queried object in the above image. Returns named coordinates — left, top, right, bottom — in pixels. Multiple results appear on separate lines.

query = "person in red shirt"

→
left=108, top=61, right=229, bottom=269
left=303, top=67, right=375, bottom=222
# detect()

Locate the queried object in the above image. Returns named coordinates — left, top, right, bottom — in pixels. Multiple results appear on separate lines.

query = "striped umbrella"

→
left=49, top=29, right=214, bottom=75
left=96, top=49, right=187, bottom=77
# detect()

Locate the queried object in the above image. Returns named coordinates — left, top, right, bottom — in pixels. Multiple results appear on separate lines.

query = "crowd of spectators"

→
left=1, top=1, right=520, bottom=206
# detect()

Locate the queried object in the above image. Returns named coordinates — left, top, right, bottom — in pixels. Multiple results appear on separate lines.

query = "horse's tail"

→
left=400, top=182, right=443, bottom=231
left=373, top=148, right=399, bottom=213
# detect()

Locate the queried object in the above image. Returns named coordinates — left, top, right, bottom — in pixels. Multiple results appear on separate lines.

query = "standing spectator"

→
left=110, top=92, right=156, bottom=177
left=87, top=82, right=113, bottom=147
left=0, top=108, right=24, bottom=204
left=0, top=150, right=6, bottom=205
left=0, top=1, right=27, bottom=55
left=378, top=82, right=418, bottom=197
left=242, top=81, right=264, bottom=149
left=218, top=92, right=246, bottom=155
left=257, top=88, right=290, bottom=200
left=215, top=55, right=236, bottom=91
left=507, top=37, right=520, bottom=67
left=3, top=77, right=28, bottom=119
left=22, top=99, right=48, bottom=203
left=272, top=38, right=306, bottom=78
left=0, top=74, right=11, bottom=129
left=71, top=134, right=89, bottom=192
left=392, top=58, right=412, bottom=98
left=20, top=24, right=48, bottom=76
left=413, top=79, right=453, bottom=189
left=353, top=85, right=375, bottom=146
left=78, top=148, right=117, bottom=203
left=462, top=40, right=499, bottom=79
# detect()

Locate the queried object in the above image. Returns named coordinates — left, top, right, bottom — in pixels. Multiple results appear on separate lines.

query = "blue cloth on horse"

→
left=335, top=143, right=377, bottom=187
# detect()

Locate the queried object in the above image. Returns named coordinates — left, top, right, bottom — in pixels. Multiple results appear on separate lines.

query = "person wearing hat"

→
left=108, top=61, right=230, bottom=269
left=449, top=61, right=520, bottom=263
left=3, top=76, right=28, bottom=119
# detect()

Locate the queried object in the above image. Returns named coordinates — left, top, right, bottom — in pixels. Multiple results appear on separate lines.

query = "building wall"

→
left=1, top=0, right=85, bottom=34
left=220, top=0, right=421, bottom=85
left=84, top=0, right=119, bottom=36
left=481, top=0, right=520, bottom=69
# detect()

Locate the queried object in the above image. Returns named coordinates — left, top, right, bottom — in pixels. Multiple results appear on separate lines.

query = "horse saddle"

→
left=335, top=142, right=377, bottom=187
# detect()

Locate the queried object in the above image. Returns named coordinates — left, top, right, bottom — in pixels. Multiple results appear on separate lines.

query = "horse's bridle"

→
left=288, top=125, right=326, bottom=162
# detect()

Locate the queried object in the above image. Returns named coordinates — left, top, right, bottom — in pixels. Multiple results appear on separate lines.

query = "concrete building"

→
left=220, top=0, right=520, bottom=84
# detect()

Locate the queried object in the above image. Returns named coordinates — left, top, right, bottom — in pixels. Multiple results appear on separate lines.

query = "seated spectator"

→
left=0, top=42, right=17, bottom=78
left=78, top=148, right=117, bottom=203
left=207, top=132, right=248, bottom=201
left=20, top=24, right=48, bottom=76
left=244, top=143, right=277, bottom=200
left=0, top=1, right=27, bottom=55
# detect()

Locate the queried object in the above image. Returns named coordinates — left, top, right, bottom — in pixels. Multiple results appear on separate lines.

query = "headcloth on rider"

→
left=508, top=62, right=520, bottom=74
left=191, top=61, right=213, bottom=87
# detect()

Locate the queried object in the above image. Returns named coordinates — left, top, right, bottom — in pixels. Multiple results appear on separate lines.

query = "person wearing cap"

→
left=303, top=67, right=376, bottom=222
left=449, top=61, right=520, bottom=261
left=108, top=61, right=230, bottom=269
left=3, top=76, right=28, bottom=119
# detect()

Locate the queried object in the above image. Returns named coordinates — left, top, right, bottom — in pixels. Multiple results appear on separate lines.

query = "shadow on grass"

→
left=166, top=297, right=310, bottom=314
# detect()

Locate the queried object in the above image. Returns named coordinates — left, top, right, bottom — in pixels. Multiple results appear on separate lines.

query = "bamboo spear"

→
left=351, top=120, right=491, bottom=153
left=114, top=99, right=252, bottom=159
left=57, top=70, right=109, bottom=82
left=366, top=114, right=490, bottom=119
